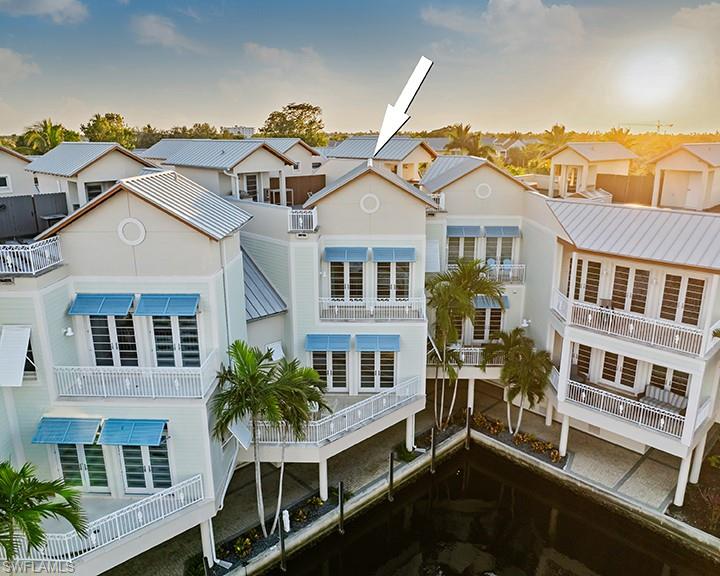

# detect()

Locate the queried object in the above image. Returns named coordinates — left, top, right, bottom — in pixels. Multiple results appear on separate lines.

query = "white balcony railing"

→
left=1, top=475, right=204, bottom=563
left=288, top=208, right=318, bottom=232
left=429, top=192, right=445, bottom=210
left=0, top=237, right=62, bottom=276
left=456, top=347, right=504, bottom=367
left=486, top=264, right=526, bottom=284
left=566, top=379, right=685, bottom=438
left=255, top=376, right=423, bottom=445
left=552, top=289, right=705, bottom=356
left=55, top=350, right=219, bottom=399
left=319, top=297, right=425, bottom=321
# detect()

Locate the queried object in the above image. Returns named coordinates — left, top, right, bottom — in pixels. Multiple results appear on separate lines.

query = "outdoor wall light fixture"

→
left=63, top=327, right=74, bottom=337
left=520, top=318, right=532, bottom=328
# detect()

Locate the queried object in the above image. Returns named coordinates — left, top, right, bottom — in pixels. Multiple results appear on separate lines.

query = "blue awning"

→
left=32, top=418, right=101, bottom=445
left=305, top=334, right=351, bottom=352
left=474, top=295, right=510, bottom=309
left=323, top=247, right=368, bottom=262
left=134, top=294, right=200, bottom=317
left=372, top=248, right=416, bottom=262
left=356, top=334, right=401, bottom=352
left=484, top=226, right=521, bottom=238
left=98, top=419, right=167, bottom=446
left=447, top=226, right=483, bottom=238
left=68, top=294, right=134, bottom=316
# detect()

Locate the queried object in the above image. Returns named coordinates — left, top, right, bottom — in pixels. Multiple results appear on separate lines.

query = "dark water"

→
left=269, top=446, right=718, bottom=576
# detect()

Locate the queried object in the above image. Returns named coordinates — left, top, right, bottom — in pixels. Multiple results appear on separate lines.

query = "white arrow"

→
left=373, top=56, right=433, bottom=157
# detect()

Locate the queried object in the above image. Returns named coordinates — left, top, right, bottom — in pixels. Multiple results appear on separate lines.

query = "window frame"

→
left=0, top=174, right=11, bottom=192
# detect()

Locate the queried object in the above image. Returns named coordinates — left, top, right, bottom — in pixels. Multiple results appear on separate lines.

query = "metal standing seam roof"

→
left=324, top=136, right=437, bottom=161
left=304, top=162, right=437, bottom=209
left=651, top=143, right=720, bottom=167
left=142, top=138, right=318, bottom=162
left=162, top=140, right=292, bottom=170
left=140, top=139, right=196, bottom=161
left=420, top=155, right=535, bottom=194
left=25, top=142, right=151, bottom=177
left=544, top=142, right=638, bottom=162
left=242, top=249, right=287, bottom=322
left=546, top=199, right=720, bottom=271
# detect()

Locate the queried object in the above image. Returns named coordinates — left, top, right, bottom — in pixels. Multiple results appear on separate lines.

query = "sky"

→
left=1, top=0, right=719, bottom=134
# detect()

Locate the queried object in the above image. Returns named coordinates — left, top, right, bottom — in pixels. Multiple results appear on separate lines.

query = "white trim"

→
left=117, top=218, right=146, bottom=247
left=0, top=173, right=12, bottom=193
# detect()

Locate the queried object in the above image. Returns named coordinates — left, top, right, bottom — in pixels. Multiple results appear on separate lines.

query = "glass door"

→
left=57, top=444, right=109, bottom=493
left=329, top=262, right=364, bottom=301
left=151, top=315, right=201, bottom=367
left=89, top=315, right=138, bottom=367
left=660, top=275, right=705, bottom=326
left=612, top=266, right=650, bottom=314
left=359, top=351, right=396, bottom=391
left=121, top=433, right=171, bottom=493
left=376, top=262, right=410, bottom=301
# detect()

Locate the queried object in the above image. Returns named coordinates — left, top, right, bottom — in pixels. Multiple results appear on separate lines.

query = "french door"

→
left=485, top=237, right=513, bottom=264
left=376, top=262, right=410, bottom=300
left=329, top=261, right=364, bottom=300
left=57, top=443, right=109, bottom=493
left=121, top=434, right=172, bottom=493
left=245, top=174, right=259, bottom=200
left=472, top=308, right=502, bottom=343
left=89, top=314, right=138, bottom=367
left=311, top=351, right=348, bottom=391
left=569, top=258, right=602, bottom=304
left=359, top=351, right=396, bottom=391
left=611, top=265, right=650, bottom=314
left=659, top=274, right=705, bottom=326
left=601, top=352, right=638, bottom=389
left=447, top=237, right=475, bottom=264
left=151, top=315, right=201, bottom=367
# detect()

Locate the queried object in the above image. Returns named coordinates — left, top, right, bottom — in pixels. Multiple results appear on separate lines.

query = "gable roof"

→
left=420, top=155, right=535, bottom=194
left=544, top=142, right=638, bottom=162
left=142, top=137, right=319, bottom=163
left=0, top=145, right=30, bottom=163
left=324, top=136, right=437, bottom=161
left=251, top=138, right=319, bottom=156
left=242, top=248, right=287, bottom=321
left=25, top=142, right=153, bottom=177
left=546, top=199, right=720, bottom=271
left=140, top=139, right=194, bottom=161
left=38, top=170, right=252, bottom=241
left=304, top=162, right=437, bottom=209
left=650, top=143, right=720, bottom=167
left=161, top=140, right=293, bottom=170
left=425, top=137, right=451, bottom=153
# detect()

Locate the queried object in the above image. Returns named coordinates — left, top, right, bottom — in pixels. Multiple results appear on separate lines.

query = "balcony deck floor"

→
left=42, top=494, right=142, bottom=533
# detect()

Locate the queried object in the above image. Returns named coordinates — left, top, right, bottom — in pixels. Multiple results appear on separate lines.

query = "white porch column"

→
left=557, top=336, right=572, bottom=402
left=200, top=519, right=217, bottom=568
left=279, top=169, right=287, bottom=206
left=547, top=162, right=555, bottom=197
left=651, top=170, right=662, bottom=206
left=405, top=415, right=415, bottom=452
left=674, top=453, right=693, bottom=506
left=545, top=400, right=554, bottom=426
left=559, top=165, right=568, bottom=197
left=319, top=457, right=329, bottom=501
left=467, top=379, right=475, bottom=414
left=559, top=415, right=570, bottom=457
left=690, top=432, right=708, bottom=484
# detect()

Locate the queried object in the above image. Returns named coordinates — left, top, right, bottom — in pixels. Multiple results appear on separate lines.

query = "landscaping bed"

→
left=471, top=412, right=567, bottom=469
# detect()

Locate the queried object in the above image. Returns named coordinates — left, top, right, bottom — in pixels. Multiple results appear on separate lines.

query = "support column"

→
left=200, top=519, right=217, bottom=568
left=651, top=170, right=662, bottom=206
left=559, top=165, right=568, bottom=197
left=559, top=415, right=570, bottom=457
left=279, top=169, right=287, bottom=206
left=319, top=458, right=328, bottom=501
left=467, top=379, right=475, bottom=415
left=690, top=433, right=708, bottom=484
left=405, top=415, right=415, bottom=452
left=557, top=337, right=572, bottom=402
left=545, top=400, right=554, bottom=426
left=547, top=162, right=555, bottom=197
left=674, top=453, right=693, bottom=506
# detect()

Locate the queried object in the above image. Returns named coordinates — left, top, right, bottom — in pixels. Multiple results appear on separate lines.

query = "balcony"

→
left=1, top=475, right=204, bottom=563
left=486, top=264, right=526, bottom=284
left=319, top=297, right=425, bottom=321
left=55, top=350, right=219, bottom=399
left=0, top=237, right=62, bottom=276
left=456, top=347, right=504, bottom=367
left=551, top=290, right=711, bottom=356
left=288, top=208, right=318, bottom=232
left=255, top=376, right=423, bottom=445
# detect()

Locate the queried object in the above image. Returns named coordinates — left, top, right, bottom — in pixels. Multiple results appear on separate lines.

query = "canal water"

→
left=269, top=446, right=718, bottom=576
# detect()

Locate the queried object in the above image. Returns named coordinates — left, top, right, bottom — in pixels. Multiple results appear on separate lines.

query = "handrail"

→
left=288, top=207, right=318, bottom=232
left=55, top=349, right=219, bottom=399
left=1, top=475, right=204, bottom=562
left=455, top=347, right=504, bottom=367
left=319, top=297, right=425, bottom=321
left=0, top=237, right=62, bottom=276
left=255, top=376, right=423, bottom=445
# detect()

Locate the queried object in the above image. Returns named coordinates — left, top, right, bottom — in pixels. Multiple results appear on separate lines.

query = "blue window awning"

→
left=356, top=334, right=401, bottom=352
left=485, top=226, right=521, bottom=238
left=134, top=294, right=200, bottom=317
left=98, top=419, right=167, bottom=446
left=474, top=295, right=510, bottom=309
left=447, top=226, right=483, bottom=238
left=323, top=247, right=368, bottom=262
left=68, top=294, right=134, bottom=316
left=32, top=417, right=102, bottom=445
left=372, top=248, right=416, bottom=262
left=305, top=334, right=351, bottom=352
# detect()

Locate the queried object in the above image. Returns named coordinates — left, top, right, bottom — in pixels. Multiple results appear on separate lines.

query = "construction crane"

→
left=619, top=121, right=674, bottom=133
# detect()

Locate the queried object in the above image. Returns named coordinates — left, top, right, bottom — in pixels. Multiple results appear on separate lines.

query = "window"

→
left=245, top=174, right=259, bottom=199
left=601, top=352, right=618, bottom=382
left=312, top=351, right=347, bottom=390
left=293, top=162, right=300, bottom=170
left=33, top=176, right=39, bottom=187
left=89, top=315, right=138, bottom=367
left=660, top=275, right=705, bottom=326
left=569, top=258, right=601, bottom=303
left=376, top=262, right=410, bottom=300
left=601, top=352, right=637, bottom=388
left=24, top=340, right=36, bottom=375
left=85, top=183, right=103, bottom=201
left=447, top=237, right=476, bottom=265
left=312, top=162, right=322, bottom=169
left=121, top=429, right=171, bottom=493
left=0, top=175, right=9, bottom=190
left=151, top=315, right=200, bottom=368
left=418, top=162, right=429, bottom=177
left=575, top=344, right=592, bottom=379
left=650, top=364, right=690, bottom=397
left=384, top=163, right=398, bottom=174
left=485, top=237, right=514, bottom=264
left=472, top=309, right=502, bottom=342
left=58, top=443, right=108, bottom=492
left=329, top=261, right=364, bottom=300
left=359, top=351, right=395, bottom=390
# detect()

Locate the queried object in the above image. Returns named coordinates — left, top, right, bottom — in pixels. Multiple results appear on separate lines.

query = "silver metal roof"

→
left=425, top=137, right=450, bottom=153
left=420, top=155, right=535, bottom=194
left=304, top=162, right=437, bottom=209
left=163, top=140, right=287, bottom=170
left=140, top=139, right=194, bottom=161
left=25, top=142, right=148, bottom=177
left=545, top=142, right=637, bottom=162
left=142, top=138, right=315, bottom=163
left=547, top=199, right=720, bottom=270
left=242, top=248, right=287, bottom=322
left=325, top=136, right=436, bottom=161
left=652, top=143, right=720, bottom=167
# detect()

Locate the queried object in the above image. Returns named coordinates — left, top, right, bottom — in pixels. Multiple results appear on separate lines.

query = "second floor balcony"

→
left=319, top=297, right=425, bottom=321
left=0, top=237, right=63, bottom=276
left=288, top=208, right=318, bottom=232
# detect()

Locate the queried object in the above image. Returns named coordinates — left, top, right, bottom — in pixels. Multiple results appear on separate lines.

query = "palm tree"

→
left=22, top=119, right=67, bottom=154
left=604, top=127, right=636, bottom=149
left=427, top=259, right=505, bottom=429
left=447, top=123, right=478, bottom=155
left=0, top=461, right=86, bottom=561
left=540, top=124, right=570, bottom=153
left=211, top=341, right=328, bottom=538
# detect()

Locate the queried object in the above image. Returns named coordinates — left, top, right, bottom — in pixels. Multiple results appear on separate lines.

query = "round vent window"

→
left=360, top=193, right=380, bottom=214
left=475, top=183, right=493, bottom=199
left=117, top=218, right=146, bottom=246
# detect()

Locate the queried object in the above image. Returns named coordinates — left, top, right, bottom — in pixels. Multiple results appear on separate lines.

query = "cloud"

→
left=421, top=0, right=584, bottom=52
left=131, top=14, right=205, bottom=53
left=0, top=48, right=39, bottom=85
left=177, top=5, right=202, bottom=22
left=0, top=0, right=87, bottom=24
left=243, top=42, right=323, bottom=70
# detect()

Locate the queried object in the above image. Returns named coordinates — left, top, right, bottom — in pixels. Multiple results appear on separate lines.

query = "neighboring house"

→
left=650, top=143, right=720, bottom=211
left=25, top=142, right=155, bottom=211
left=221, top=125, right=256, bottom=138
left=319, top=136, right=437, bottom=183
left=543, top=142, right=638, bottom=202
left=0, top=145, right=35, bottom=196
left=494, top=136, right=541, bottom=159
